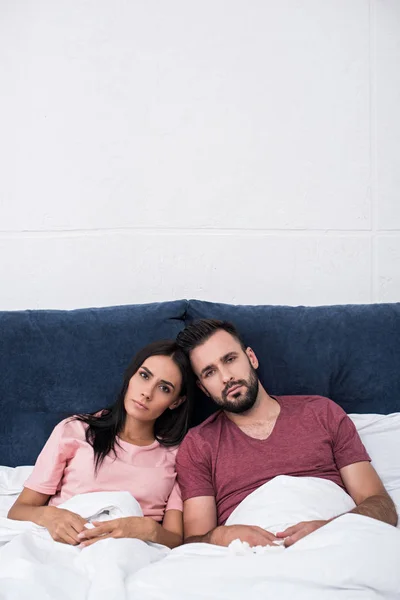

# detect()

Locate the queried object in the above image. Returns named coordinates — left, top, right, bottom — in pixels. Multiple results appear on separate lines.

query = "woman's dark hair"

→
left=72, top=340, right=194, bottom=473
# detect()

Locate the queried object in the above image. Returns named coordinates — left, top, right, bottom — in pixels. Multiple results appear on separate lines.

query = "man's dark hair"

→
left=176, top=319, right=247, bottom=354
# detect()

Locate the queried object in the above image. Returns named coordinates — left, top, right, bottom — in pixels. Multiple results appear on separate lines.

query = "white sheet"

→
left=1, top=479, right=399, bottom=599
left=126, top=477, right=400, bottom=600
left=1, top=412, right=400, bottom=598
left=0, top=491, right=169, bottom=600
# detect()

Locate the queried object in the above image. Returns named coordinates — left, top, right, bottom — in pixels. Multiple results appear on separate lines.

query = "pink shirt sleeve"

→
left=24, top=419, right=74, bottom=495
left=165, top=480, right=183, bottom=512
left=325, top=400, right=371, bottom=470
left=176, top=433, right=214, bottom=502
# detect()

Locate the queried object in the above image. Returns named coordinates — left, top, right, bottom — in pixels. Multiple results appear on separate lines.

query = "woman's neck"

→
left=120, top=417, right=156, bottom=445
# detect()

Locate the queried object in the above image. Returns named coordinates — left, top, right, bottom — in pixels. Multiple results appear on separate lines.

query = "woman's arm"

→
left=78, top=509, right=183, bottom=549
left=8, top=487, right=87, bottom=545
left=8, top=487, right=51, bottom=524
left=153, top=508, right=183, bottom=548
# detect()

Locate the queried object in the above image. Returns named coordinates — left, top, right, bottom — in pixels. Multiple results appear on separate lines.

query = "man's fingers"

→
left=276, top=524, right=302, bottom=538
left=284, top=529, right=307, bottom=547
left=251, top=526, right=278, bottom=540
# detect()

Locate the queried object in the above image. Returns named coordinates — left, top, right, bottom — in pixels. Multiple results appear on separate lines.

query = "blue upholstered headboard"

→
left=1, top=300, right=399, bottom=466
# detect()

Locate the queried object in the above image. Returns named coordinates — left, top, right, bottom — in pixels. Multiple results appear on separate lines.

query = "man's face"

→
left=190, top=330, right=260, bottom=414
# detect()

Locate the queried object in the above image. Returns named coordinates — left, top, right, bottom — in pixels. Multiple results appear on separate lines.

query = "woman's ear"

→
left=169, top=395, right=186, bottom=410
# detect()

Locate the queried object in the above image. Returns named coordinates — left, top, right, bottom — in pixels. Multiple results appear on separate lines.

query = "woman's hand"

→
left=77, top=516, right=156, bottom=547
left=40, top=506, right=88, bottom=545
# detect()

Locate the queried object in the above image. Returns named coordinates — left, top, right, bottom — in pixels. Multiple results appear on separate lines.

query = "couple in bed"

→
left=8, top=319, right=398, bottom=550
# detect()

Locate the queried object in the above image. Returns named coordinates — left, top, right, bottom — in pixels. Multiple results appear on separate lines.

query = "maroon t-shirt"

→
left=176, top=395, right=370, bottom=525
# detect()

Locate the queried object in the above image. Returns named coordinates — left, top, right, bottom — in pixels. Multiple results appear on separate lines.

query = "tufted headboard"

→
left=1, top=300, right=399, bottom=466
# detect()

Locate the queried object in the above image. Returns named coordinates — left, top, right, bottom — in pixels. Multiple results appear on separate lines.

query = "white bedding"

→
left=0, top=491, right=168, bottom=600
left=124, top=476, right=400, bottom=600
left=1, top=413, right=400, bottom=599
left=0, top=478, right=399, bottom=599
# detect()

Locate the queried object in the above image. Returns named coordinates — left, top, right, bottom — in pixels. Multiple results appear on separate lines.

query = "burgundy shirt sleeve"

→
left=176, top=432, right=214, bottom=501
left=325, top=399, right=371, bottom=470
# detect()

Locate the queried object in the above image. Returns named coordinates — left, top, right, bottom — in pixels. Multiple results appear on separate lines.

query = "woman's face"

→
left=124, top=355, right=184, bottom=422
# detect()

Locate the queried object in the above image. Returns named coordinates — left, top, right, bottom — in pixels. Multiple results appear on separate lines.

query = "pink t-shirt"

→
left=24, top=418, right=182, bottom=522
left=176, top=395, right=370, bottom=525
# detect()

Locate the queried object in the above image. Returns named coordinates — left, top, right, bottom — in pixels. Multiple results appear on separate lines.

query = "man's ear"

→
left=196, top=379, right=210, bottom=398
left=246, top=346, right=259, bottom=369
left=169, top=395, right=186, bottom=410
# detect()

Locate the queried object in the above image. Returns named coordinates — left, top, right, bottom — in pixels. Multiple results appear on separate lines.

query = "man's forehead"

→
left=190, top=330, right=243, bottom=367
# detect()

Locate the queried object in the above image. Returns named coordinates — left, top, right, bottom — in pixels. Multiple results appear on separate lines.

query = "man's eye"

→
left=204, top=370, right=214, bottom=378
left=226, top=356, right=235, bottom=363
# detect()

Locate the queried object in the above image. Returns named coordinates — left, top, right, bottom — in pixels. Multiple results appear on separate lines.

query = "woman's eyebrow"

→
left=141, top=365, right=175, bottom=389
left=160, top=379, right=175, bottom=389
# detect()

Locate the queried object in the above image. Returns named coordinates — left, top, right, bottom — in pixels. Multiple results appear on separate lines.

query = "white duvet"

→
left=0, top=477, right=399, bottom=600
left=0, top=491, right=168, bottom=600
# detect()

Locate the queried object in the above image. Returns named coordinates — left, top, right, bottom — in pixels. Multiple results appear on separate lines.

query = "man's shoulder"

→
left=277, top=394, right=340, bottom=414
left=179, top=410, right=224, bottom=451
left=188, top=409, right=225, bottom=437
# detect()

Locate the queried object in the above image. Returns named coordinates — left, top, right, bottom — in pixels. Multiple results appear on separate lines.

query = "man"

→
left=175, top=319, right=397, bottom=548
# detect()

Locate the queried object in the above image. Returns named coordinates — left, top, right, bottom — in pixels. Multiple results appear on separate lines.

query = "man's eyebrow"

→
left=200, top=363, right=215, bottom=377
left=200, top=352, right=238, bottom=376
left=223, top=351, right=238, bottom=360
left=140, top=365, right=175, bottom=389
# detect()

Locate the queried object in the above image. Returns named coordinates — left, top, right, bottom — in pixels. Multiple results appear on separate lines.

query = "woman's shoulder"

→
left=54, top=415, right=89, bottom=440
left=153, top=442, right=180, bottom=463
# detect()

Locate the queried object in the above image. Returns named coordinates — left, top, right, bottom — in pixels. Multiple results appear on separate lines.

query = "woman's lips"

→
left=133, top=400, right=149, bottom=410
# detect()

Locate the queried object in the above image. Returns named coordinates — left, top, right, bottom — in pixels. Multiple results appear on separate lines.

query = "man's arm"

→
left=277, top=462, right=398, bottom=546
left=183, top=496, right=278, bottom=547
left=341, top=461, right=397, bottom=526
left=183, top=496, right=218, bottom=544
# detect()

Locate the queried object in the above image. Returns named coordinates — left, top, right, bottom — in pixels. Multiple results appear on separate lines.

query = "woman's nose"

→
left=141, top=384, right=152, bottom=399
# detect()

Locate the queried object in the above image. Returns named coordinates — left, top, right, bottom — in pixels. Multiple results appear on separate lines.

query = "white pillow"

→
left=349, top=413, right=400, bottom=493
left=0, top=466, right=34, bottom=495
left=350, top=413, right=400, bottom=527
left=226, top=475, right=356, bottom=533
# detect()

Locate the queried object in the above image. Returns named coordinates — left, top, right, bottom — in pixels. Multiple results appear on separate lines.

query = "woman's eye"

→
left=160, top=385, right=170, bottom=394
left=139, top=371, right=148, bottom=379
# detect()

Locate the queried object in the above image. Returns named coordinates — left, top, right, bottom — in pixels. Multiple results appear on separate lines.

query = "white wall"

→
left=0, top=0, right=399, bottom=310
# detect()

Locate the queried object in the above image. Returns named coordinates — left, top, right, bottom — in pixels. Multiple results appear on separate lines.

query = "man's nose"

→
left=221, top=368, right=234, bottom=384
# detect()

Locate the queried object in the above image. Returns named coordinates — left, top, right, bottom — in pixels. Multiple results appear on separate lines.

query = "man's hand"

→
left=276, top=519, right=329, bottom=547
left=40, top=507, right=88, bottom=545
left=77, top=516, right=155, bottom=547
left=210, top=524, right=278, bottom=547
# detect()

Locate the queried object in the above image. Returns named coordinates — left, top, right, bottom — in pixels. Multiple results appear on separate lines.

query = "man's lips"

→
left=133, top=400, right=149, bottom=410
left=226, top=384, right=244, bottom=397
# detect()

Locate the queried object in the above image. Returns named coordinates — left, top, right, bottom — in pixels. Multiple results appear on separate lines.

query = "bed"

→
left=1, top=300, right=399, bottom=599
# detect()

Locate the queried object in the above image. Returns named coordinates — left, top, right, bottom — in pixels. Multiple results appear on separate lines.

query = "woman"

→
left=8, top=340, right=194, bottom=549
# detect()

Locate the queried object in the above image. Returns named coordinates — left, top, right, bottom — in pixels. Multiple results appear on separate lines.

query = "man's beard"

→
left=211, top=365, right=259, bottom=414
